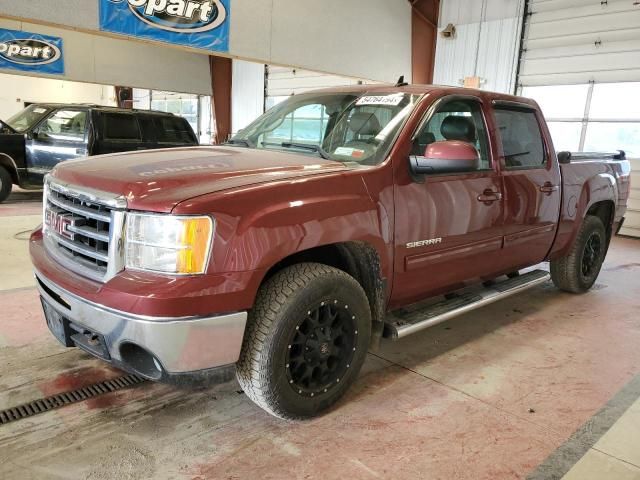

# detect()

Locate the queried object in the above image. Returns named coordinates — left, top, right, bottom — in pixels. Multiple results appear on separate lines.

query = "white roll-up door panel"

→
left=266, top=66, right=379, bottom=106
left=520, top=0, right=640, bottom=86
left=620, top=158, right=640, bottom=238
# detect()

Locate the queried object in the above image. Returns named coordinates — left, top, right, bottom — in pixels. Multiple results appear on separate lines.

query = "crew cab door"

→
left=25, top=108, right=88, bottom=183
left=491, top=102, right=561, bottom=266
left=391, top=95, right=504, bottom=308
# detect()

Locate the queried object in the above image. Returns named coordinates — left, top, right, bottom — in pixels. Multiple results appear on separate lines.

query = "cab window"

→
left=494, top=107, right=546, bottom=169
left=412, top=99, right=491, bottom=171
left=36, top=110, right=87, bottom=142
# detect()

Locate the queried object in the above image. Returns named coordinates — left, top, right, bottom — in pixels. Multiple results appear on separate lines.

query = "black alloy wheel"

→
left=286, top=302, right=357, bottom=397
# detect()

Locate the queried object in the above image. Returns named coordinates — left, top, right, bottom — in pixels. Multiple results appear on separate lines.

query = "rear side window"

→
left=494, top=108, right=546, bottom=169
left=137, top=115, right=157, bottom=142
left=154, top=116, right=196, bottom=144
left=102, top=113, right=141, bottom=141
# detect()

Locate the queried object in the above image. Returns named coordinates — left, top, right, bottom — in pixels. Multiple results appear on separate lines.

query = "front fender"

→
left=174, top=171, right=391, bottom=278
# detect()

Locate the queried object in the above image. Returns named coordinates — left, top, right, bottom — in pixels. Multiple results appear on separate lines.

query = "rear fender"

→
left=576, top=173, right=617, bottom=227
left=550, top=172, right=617, bottom=259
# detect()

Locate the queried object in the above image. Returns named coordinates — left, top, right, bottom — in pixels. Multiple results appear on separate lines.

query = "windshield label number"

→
left=356, top=94, right=404, bottom=107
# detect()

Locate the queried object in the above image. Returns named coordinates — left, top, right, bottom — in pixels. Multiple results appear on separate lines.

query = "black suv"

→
left=0, top=104, right=199, bottom=202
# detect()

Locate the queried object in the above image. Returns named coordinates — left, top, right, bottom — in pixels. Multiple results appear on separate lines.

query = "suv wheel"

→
left=551, top=215, right=606, bottom=293
left=236, top=263, right=371, bottom=419
left=0, top=166, right=12, bottom=203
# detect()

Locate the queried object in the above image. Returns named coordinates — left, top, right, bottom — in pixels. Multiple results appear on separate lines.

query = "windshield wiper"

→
left=262, top=141, right=331, bottom=160
left=224, top=138, right=255, bottom=148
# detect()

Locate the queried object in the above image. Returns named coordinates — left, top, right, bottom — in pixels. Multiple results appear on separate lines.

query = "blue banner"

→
left=0, top=28, right=64, bottom=75
left=99, top=0, right=230, bottom=53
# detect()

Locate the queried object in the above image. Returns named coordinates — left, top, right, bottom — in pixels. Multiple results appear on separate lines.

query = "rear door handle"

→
left=539, top=182, right=559, bottom=195
left=477, top=189, right=503, bottom=204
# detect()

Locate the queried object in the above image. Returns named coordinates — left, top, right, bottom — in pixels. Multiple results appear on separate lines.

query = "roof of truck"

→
left=28, top=103, right=177, bottom=115
left=303, top=83, right=539, bottom=108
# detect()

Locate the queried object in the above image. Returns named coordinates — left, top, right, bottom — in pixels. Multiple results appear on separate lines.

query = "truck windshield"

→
left=6, top=105, right=52, bottom=133
left=229, top=92, right=420, bottom=165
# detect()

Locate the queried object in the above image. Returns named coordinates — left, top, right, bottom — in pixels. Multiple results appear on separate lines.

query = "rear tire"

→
left=0, top=166, right=12, bottom=204
left=236, top=263, right=371, bottom=419
left=550, top=215, right=606, bottom=293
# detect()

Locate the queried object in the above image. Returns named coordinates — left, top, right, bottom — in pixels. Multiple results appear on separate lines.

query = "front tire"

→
left=236, top=263, right=371, bottom=419
left=0, top=166, right=12, bottom=204
left=551, top=215, right=606, bottom=293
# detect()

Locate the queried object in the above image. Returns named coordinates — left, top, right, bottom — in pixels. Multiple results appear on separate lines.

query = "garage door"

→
left=265, top=66, right=378, bottom=109
left=619, top=159, right=640, bottom=238
left=519, top=0, right=640, bottom=86
left=518, top=0, right=640, bottom=238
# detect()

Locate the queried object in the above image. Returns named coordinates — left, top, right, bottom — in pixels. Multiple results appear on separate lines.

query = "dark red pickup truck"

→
left=30, top=85, right=631, bottom=419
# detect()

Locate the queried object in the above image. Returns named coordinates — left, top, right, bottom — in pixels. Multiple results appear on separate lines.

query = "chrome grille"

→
left=43, top=179, right=126, bottom=282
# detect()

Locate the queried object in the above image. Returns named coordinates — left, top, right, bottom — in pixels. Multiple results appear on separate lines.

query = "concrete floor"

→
left=1, top=189, right=639, bottom=480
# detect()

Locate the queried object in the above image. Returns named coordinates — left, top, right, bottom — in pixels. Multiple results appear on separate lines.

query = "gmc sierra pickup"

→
left=30, top=85, right=631, bottom=419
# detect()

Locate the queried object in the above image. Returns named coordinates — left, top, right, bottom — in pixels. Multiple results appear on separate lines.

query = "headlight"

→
left=125, top=213, right=214, bottom=275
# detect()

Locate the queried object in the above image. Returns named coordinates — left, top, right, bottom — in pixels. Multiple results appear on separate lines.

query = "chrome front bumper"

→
left=35, top=270, right=247, bottom=378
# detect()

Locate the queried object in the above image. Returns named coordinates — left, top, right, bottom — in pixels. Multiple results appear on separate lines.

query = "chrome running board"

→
left=384, top=269, right=550, bottom=340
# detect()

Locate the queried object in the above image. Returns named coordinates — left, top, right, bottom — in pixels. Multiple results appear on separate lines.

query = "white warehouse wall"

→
left=433, top=0, right=525, bottom=93
left=0, top=0, right=411, bottom=83
left=0, top=18, right=213, bottom=95
left=0, top=74, right=115, bottom=121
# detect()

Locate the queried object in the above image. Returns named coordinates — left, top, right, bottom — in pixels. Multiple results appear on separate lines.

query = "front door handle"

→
left=539, top=182, right=559, bottom=195
left=477, top=189, right=503, bottom=204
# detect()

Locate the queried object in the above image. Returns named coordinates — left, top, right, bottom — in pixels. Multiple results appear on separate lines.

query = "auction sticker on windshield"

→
left=356, top=94, right=404, bottom=107
left=334, top=147, right=365, bottom=158
left=100, top=0, right=230, bottom=53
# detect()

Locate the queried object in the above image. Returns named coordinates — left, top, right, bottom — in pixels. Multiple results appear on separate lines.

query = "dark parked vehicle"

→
left=0, top=104, right=198, bottom=202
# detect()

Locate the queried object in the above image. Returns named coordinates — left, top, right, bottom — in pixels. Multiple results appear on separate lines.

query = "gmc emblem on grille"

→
left=45, top=210, right=74, bottom=240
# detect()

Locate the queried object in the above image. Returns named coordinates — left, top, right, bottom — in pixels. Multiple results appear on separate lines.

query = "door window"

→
left=102, top=113, right=141, bottom=141
left=154, top=116, right=197, bottom=143
left=137, top=115, right=157, bottom=142
left=413, top=98, right=491, bottom=170
left=494, top=108, right=546, bottom=169
left=36, top=110, right=87, bottom=142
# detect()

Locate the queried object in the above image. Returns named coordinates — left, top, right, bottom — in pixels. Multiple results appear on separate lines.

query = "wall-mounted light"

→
left=441, top=23, right=456, bottom=39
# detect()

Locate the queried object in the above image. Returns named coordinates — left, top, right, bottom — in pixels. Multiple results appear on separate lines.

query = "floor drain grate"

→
left=0, top=374, right=146, bottom=425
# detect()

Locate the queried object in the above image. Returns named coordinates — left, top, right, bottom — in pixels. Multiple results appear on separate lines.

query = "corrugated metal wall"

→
left=433, top=0, right=525, bottom=93
left=232, top=60, right=265, bottom=134
left=520, top=0, right=640, bottom=86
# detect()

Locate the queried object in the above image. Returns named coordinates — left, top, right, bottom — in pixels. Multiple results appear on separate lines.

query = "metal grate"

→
left=45, top=186, right=113, bottom=273
left=0, top=374, right=146, bottom=425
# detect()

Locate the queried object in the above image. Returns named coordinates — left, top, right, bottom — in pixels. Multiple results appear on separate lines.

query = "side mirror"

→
left=409, top=140, right=480, bottom=175
left=557, top=151, right=571, bottom=164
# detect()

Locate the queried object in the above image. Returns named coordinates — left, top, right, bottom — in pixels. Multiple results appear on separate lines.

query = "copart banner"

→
left=99, top=0, right=230, bottom=53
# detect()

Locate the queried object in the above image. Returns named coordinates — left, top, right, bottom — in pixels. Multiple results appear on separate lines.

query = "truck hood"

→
left=51, top=146, right=347, bottom=212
